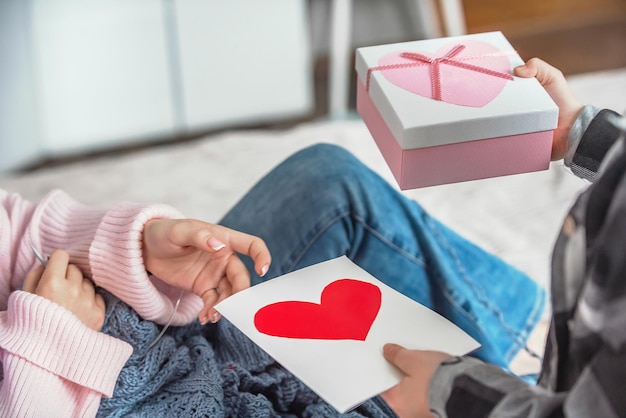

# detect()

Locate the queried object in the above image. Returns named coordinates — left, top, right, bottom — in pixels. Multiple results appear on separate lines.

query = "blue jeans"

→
left=219, top=143, right=545, bottom=369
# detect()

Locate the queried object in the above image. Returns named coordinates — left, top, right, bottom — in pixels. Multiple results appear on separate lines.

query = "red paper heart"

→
left=254, top=278, right=381, bottom=341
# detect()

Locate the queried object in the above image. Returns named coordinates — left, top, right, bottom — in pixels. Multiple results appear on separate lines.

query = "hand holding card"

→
left=215, top=256, right=479, bottom=413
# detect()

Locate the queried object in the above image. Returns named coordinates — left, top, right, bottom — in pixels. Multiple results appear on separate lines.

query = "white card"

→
left=215, top=256, right=480, bottom=413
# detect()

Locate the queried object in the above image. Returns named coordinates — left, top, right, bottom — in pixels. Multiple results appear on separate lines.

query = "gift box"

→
left=355, top=31, right=558, bottom=189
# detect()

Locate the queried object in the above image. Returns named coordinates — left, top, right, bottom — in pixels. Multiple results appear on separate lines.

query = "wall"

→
left=308, top=0, right=439, bottom=56
left=0, top=0, right=314, bottom=172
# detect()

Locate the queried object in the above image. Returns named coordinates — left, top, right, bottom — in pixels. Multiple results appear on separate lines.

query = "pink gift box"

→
left=355, top=31, right=558, bottom=189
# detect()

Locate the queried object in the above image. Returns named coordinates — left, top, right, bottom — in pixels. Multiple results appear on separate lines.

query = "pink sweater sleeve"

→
left=0, top=291, right=133, bottom=417
left=0, top=189, right=204, bottom=417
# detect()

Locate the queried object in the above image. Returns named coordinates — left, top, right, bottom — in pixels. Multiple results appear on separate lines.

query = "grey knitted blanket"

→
left=96, top=291, right=396, bottom=417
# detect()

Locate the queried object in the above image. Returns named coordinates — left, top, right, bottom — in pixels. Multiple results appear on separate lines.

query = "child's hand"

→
left=142, top=219, right=271, bottom=325
left=514, top=58, right=584, bottom=161
left=380, top=344, right=451, bottom=418
left=23, top=249, right=106, bottom=331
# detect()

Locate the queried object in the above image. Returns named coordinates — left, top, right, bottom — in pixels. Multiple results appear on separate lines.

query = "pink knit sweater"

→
left=0, top=189, right=204, bottom=417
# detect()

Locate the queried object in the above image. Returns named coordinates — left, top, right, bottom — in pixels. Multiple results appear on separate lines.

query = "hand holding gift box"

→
left=356, top=31, right=559, bottom=189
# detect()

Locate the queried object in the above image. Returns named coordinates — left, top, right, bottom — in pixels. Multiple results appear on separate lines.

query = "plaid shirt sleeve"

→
left=427, top=108, right=626, bottom=418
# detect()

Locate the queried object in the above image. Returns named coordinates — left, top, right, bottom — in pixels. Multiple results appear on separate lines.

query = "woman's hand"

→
left=514, top=57, right=584, bottom=161
left=23, top=249, right=106, bottom=331
left=142, top=219, right=271, bottom=324
left=380, top=343, right=451, bottom=418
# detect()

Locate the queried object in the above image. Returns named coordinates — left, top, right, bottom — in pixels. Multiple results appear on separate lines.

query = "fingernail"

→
left=383, top=343, right=396, bottom=355
left=260, top=264, right=269, bottom=277
left=208, top=237, right=226, bottom=251
left=211, top=312, right=221, bottom=323
left=199, top=311, right=211, bottom=325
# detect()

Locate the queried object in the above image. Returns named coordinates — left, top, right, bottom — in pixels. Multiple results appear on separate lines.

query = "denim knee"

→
left=283, top=143, right=369, bottom=192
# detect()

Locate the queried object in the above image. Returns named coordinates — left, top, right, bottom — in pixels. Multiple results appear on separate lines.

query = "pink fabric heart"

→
left=373, top=40, right=514, bottom=108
